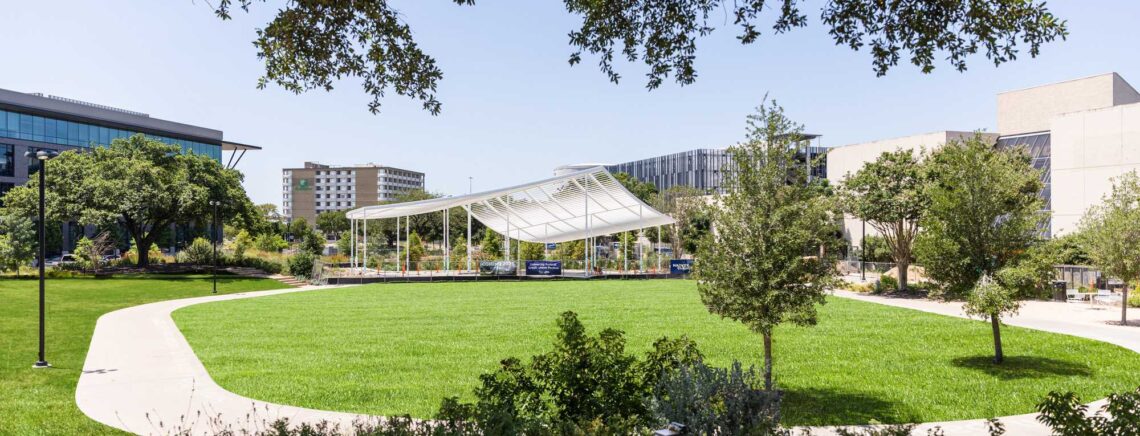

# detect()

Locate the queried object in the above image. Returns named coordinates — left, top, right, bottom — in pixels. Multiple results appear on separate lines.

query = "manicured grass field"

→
left=174, top=280, right=1140, bottom=426
left=0, top=274, right=287, bottom=435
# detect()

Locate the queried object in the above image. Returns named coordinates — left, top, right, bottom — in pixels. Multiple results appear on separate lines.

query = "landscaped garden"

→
left=0, top=274, right=288, bottom=435
left=173, top=280, right=1140, bottom=427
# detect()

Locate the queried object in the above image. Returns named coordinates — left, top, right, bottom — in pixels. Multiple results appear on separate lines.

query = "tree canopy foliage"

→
left=1, top=135, right=257, bottom=266
left=211, top=0, right=1066, bottom=114
left=841, top=149, right=927, bottom=290
left=695, top=100, right=841, bottom=390
left=914, top=135, right=1046, bottom=298
left=1079, top=171, right=1140, bottom=324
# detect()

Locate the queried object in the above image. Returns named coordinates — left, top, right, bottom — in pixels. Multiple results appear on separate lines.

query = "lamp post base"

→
left=32, top=361, right=51, bottom=369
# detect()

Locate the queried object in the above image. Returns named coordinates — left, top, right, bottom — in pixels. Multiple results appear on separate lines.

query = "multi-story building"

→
left=826, top=72, right=1140, bottom=246
left=559, top=137, right=827, bottom=194
left=282, top=162, right=425, bottom=223
left=0, top=87, right=257, bottom=252
left=0, top=88, right=259, bottom=202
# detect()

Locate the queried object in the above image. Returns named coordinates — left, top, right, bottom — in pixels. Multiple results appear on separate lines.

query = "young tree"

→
left=963, top=278, right=1022, bottom=363
left=517, top=241, right=546, bottom=261
left=74, top=232, right=115, bottom=273
left=915, top=135, right=1046, bottom=299
left=212, top=1, right=1065, bottom=114
left=406, top=231, right=425, bottom=264
left=1, top=135, right=256, bottom=266
left=479, top=228, right=503, bottom=260
left=840, top=150, right=927, bottom=291
left=654, top=185, right=707, bottom=258
left=1079, top=171, right=1140, bottom=325
left=696, top=101, right=841, bottom=390
left=315, top=211, right=349, bottom=239
left=0, top=212, right=36, bottom=273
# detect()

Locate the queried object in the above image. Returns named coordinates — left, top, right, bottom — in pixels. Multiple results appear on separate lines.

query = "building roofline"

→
left=282, top=163, right=424, bottom=174
left=0, top=87, right=224, bottom=143
left=828, top=130, right=990, bottom=150
left=996, top=72, right=1122, bottom=96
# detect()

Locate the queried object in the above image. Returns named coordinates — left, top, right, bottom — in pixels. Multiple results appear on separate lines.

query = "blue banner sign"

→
left=670, top=259, right=693, bottom=275
left=546, top=243, right=558, bottom=250
left=526, top=260, right=562, bottom=276
left=479, top=261, right=517, bottom=276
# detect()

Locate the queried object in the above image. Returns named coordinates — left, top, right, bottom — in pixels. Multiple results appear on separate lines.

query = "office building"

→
left=559, top=137, right=827, bottom=194
left=283, top=162, right=425, bottom=223
left=826, top=72, right=1140, bottom=246
left=0, top=89, right=258, bottom=202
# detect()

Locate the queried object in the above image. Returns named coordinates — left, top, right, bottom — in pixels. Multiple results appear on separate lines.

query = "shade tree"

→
left=840, top=149, right=928, bottom=291
left=210, top=0, right=1067, bottom=115
left=1, top=135, right=256, bottom=266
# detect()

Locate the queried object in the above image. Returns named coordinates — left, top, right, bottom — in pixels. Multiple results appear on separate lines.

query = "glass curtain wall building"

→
left=0, top=88, right=230, bottom=204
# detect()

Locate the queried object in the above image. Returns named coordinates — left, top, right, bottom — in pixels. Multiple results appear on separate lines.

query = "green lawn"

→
left=0, top=274, right=288, bottom=435
left=174, top=280, right=1140, bottom=426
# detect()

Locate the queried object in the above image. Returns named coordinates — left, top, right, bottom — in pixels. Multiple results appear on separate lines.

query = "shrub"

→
left=1035, top=386, right=1140, bottom=435
left=124, top=243, right=163, bottom=265
left=441, top=311, right=703, bottom=433
left=845, top=281, right=874, bottom=293
left=230, top=229, right=253, bottom=260
left=875, top=275, right=898, bottom=293
left=288, top=251, right=316, bottom=279
left=254, top=233, right=288, bottom=253
left=226, top=254, right=284, bottom=274
left=180, top=237, right=215, bottom=265
left=1129, top=289, right=1140, bottom=308
left=651, top=360, right=782, bottom=435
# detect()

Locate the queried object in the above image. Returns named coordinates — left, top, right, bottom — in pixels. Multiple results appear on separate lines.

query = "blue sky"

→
left=2, top=1, right=1138, bottom=205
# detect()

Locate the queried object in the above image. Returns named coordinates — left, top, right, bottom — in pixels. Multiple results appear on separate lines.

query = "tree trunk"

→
left=897, top=260, right=909, bottom=292
left=1122, top=283, right=1129, bottom=325
left=990, top=314, right=1004, bottom=364
left=762, top=332, right=774, bottom=391
left=135, top=236, right=151, bottom=267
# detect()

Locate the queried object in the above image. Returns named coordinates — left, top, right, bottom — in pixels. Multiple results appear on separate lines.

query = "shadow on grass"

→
left=782, top=387, right=917, bottom=426
left=951, top=355, right=1092, bottom=380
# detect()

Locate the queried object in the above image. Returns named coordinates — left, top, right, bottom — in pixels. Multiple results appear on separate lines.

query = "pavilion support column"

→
left=466, top=205, right=472, bottom=272
left=363, top=218, right=368, bottom=274
left=442, top=210, right=446, bottom=272
left=584, top=180, right=591, bottom=278
left=505, top=213, right=511, bottom=262
left=408, top=214, right=412, bottom=272
left=350, top=219, right=356, bottom=270
left=656, top=225, right=661, bottom=273
left=395, top=216, right=400, bottom=275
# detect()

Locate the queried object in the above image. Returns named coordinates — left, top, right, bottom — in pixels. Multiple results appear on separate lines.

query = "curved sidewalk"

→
left=802, top=290, right=1138, bottom=436
left=76, top=285, right=376, bottom=435
left=76, top=285, right=1136, bottom=435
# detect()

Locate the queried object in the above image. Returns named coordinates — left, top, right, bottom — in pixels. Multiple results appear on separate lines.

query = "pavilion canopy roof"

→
left=345, top=166, right=675, bottom=244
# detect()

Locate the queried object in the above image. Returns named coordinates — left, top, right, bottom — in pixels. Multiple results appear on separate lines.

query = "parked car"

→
left=35, top=254, right=78, bottom=267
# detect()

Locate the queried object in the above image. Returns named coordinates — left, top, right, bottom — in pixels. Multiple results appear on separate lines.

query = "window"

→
left=0, top=144, right=12, bottom=177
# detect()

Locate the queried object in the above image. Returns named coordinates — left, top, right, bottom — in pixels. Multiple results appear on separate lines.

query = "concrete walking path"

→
left=803, top=290, right=1138, bottom=436
left=75, top=285, right=1136, bottom=435
left=76, top=285, right=376, bottom=435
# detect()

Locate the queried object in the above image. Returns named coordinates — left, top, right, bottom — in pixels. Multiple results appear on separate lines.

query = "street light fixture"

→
left=26, top=149, right=58, bottom=369
left=207, top=200, right=222, bottom=294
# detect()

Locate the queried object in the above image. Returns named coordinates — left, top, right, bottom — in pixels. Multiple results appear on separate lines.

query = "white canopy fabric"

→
left=345, top=166, right=675, bottom=244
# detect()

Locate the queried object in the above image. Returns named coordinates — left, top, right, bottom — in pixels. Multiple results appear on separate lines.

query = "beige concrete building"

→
left=827, top=72, right=1140, bottom=249
left=282, top=162, right=425, bottom=223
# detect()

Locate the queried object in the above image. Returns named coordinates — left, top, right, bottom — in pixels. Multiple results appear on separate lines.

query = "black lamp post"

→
left=208, top=200, right=221, bottom=294
left=27, top=149, right=58, bottom=369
